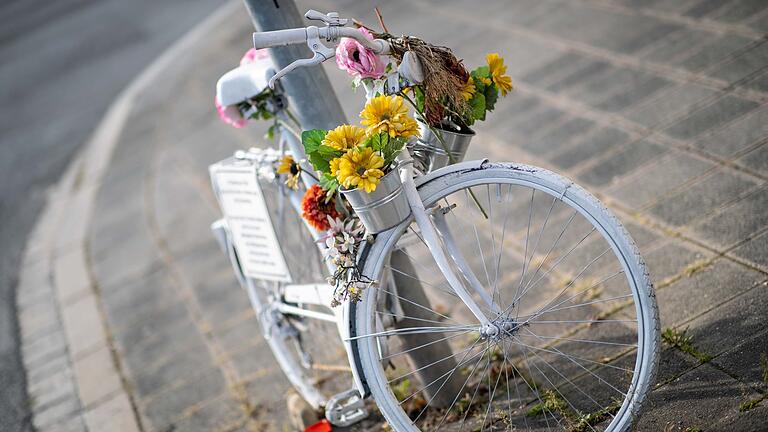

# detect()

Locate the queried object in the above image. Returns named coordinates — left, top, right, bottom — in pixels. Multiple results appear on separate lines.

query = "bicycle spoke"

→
left=347, top=325, right=476, bottom=342
left=510, top=333, right=634, bottom=372
left=521, top=328, right=629, bottom=398
left=379, top=329, right=473, bottom=362
left=391, top=340, right=482, bottom=385
left=379, top=287, right=463, bottom=325
left=518, top=332, right=638, bottom=348
left=528, top=270, right=625, bottom=319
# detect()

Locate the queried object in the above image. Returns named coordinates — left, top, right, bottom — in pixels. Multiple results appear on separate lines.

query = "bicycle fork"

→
left=398, top=153, right=500, bottom=334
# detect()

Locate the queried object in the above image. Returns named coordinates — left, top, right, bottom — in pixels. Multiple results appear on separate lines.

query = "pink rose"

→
left=335, top=28, right=385, bottom=79
left=240, top=48, right=269, bottom=66
left=215, top=96, right=247, bottom=128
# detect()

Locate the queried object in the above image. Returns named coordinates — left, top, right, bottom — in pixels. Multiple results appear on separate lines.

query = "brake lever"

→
left=268, top=26, right=335, bottom=89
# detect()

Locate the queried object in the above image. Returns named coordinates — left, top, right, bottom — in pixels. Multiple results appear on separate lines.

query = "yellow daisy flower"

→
left=276, top=155, right=301, bottom=189
left=360, top=95, right=419, bottom=139
left=322, top=124, right=366, bottom=151
left=335, top=147, right=385, bottom=193
left=486, top=53, right=513, bottom=96
left=461, top=77, right=476, bottom=101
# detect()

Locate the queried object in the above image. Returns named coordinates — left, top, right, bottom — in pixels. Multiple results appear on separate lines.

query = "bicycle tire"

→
left=351, top=161, right=660, bottom=431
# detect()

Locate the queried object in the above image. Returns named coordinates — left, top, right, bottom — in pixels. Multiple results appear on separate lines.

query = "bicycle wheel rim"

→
left=352, top=163, right=659, bottom=431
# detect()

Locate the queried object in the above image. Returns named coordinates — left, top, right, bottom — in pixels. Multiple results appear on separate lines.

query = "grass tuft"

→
left=661, top=327, right=712, bottom=363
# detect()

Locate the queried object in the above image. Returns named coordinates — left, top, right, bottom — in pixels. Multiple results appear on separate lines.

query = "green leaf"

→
left=413, top=86, right=425, bottom=113
left=308, top=152, right=331, bottom=174
left=302, top=129, right=327, bottom=154
left=366, top=133, right=388, bottom=152
left=317, top=145, right=342, bottom=158
left=469, top=92, right=486, bottom=123
left=319, top=173, right=339, bottom=198
left=471, top=66, right=490, bottom=85
left=484, top=83, right=499, bottom=112
left=264, top=123, right=276, bottom=140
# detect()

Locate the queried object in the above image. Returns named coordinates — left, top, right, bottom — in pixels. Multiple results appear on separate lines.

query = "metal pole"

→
left=242, top=0, right=347, bottom=130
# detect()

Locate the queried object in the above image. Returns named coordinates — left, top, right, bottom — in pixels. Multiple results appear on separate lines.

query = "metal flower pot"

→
left=340, top=169, right=411, bottom=234
left=410, top=122, right=475, bottom=173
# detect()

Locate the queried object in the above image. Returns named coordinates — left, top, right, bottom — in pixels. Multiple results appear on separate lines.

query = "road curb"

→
left=16, top=2, right=241, bottom=430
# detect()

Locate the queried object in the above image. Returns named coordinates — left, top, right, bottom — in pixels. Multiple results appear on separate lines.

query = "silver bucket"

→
left=340, top=169, right=411, bottom=234
left=411, top=122, right=475, bottom=173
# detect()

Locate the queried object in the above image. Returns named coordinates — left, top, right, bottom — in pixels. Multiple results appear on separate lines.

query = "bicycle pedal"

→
left=325, top=389, right=368, bottom=427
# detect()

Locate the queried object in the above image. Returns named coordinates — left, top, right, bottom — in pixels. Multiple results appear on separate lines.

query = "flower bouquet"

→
left=301, top=94, right=417, bottom=233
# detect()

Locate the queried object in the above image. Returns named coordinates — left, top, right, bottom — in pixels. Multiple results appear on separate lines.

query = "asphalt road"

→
left=0, top=0, right=223, bottom=429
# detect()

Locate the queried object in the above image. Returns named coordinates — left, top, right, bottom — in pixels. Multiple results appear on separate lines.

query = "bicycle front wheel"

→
left=352, top=162, right=659, bottom=431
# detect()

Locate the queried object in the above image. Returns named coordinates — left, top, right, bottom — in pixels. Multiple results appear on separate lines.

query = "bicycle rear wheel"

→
left=352, top=162, right=659, bottom=431
left=244, top=177, right=354, bottom=409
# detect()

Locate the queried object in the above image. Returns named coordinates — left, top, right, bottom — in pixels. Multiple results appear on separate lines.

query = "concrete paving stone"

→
left=32, top=395, right=81, bottom=429
left=112, top=300, right=192, bottom=351
left=91, top=170, right=145, bottom=215
left=100, top=267, right=180, bottom=331
left=84, top=392, right=140, bottom=432
left=648, top=167, right=761, bottom=227
left=735, top=142, right=768, bottom=174
left=578, top=139, right=667, bottom=187
left=595, top=75, right=672, bottom=113
left=22, top=328, right=67, bottom=369
left=549, top=127, right=630, bottom=170
left=244, top=375, right=291, bottom=408
left=132, top=339, right=215, bottom=397
left=713, top=327, right=768, bottom=393
left=622, top=220, right=663, bottom=250
left=72, top=343, right=122, bottom=408
left=38, top=415, right=87, bottom=432
left=675, top=33, right=754, bottom=72
left=53, top=247, right=90, bottom=303
left=607, top=151, right=714, bottom=210
left=492, top=94, right=542, bottom=125
left=212, top=319, right=262, bottom=356
left=643, top=241, right=712, bottom=284
left=168, top=395, right=243, bottom=432
left=544, top=59, right=613, bottom=94
left=122, top=316, right=208, bottom=373
left=26, top=352, right=70, bottom=385
left=664, top=94, right=760, bottom=140
left=748, top=11, right=768, bottom=33
left=685, top=279, right=768, bottom=356
left=622, top=83, right=719, bottom=130
left=694, top=104, right=768, bottom=157
left=655, top=347, right=700, bottom=385
left=636, top=363, right=760, bottom=431
left=742, top=67, right=768, bottom=92
left=19, top=297, right=59, bottom=341
left=571, top=67, right=659, bottom=108
left=142, top=368, right=227, bottom=430
left=656, top=258, right=765, bottom=328
left=228, top=343, right=285, bottom=379
left=690, top=186, right=768, bottom=248
left=710, top=41, right=768, bottom=84
left=602, top=16, right=680, bottom=55
left=683, top=0, right=730, bottom=18
left=196, top=282, right=252, bottom=331
left=89, top=223, right=163, bottom=291
left=712, top=0, right=768, bottom=23
left=711, top=401, right=768, bottom=432
left=520, top=52, right=588, bottom=87
left=61, top=293, right=107, bottom=358
left=511, top=106, right=566, bottom=137
left=54, top=187, right=97, bottom=254
left=730, top=228, right=768, bottom=271
left=520, top=117, right=595, bottom=155
left=28, top=367, right=78, bottom=412
left=639, top=27, right=716, bottom=66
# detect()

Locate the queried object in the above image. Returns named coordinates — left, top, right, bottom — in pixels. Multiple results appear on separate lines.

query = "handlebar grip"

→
left=252, top=28, right=308, bottom=49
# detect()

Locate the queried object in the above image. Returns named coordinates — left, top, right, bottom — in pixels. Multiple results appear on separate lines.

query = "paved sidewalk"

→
left=18, top=0, right=768, bottom=431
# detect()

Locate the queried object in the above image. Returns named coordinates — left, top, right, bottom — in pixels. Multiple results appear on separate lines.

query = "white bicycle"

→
left=210, top=8, right=659, bottom=432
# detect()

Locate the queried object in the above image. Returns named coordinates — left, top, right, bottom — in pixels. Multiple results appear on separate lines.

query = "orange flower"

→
left=301, top=185, right=340, bottom=231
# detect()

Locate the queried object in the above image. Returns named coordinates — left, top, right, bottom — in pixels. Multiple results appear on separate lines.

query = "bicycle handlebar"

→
left=252, top=26, right=390, bottom=54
